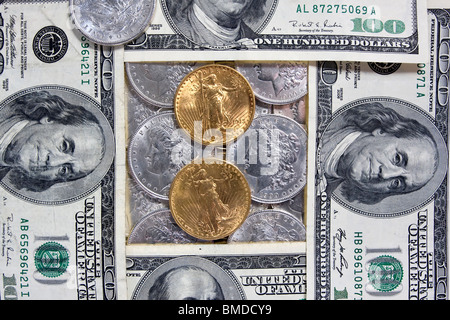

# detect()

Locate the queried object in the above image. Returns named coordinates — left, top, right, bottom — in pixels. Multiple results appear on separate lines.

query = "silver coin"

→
left=235, top=62, right=307, bottom=105
left=128, top=112, right=192, bottom=200
left=128, top=208, right=204, bottom=244
left=228, top=210, right=306, bottom=243
left=128, top=177, right=168, bottom=226
left=126, top=85, right=160, bottom=135
left=70, top=0, right=156, bottom=46
left=254, top=100, right=272, bottom=118
left=126, top=62, right=205, bottom=108
left=231, top=114, right=307, bottom=203
left=273, top=96, right=307, bottom=125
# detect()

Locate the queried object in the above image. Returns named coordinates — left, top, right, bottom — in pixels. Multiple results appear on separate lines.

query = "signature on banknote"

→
left=288, top=19, right=343, bottom=32
left=1, top=213, right=14, bottom=267
left=332, top=228, right=348, bottom=278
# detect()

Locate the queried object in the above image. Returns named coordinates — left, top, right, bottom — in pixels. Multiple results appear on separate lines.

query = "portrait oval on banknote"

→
left=232, top=114, right=307, bottom=204
left=161, top=0, right=277, bottom=49
left=128, top=112, right=192, bottom=200
left=125, top=62, right=206, bottom=108
left=0, top=85, right=115, bottom=205
left=236, top=62, right=308, bottom=105
left=132, top=256, right=245, bottom=300
left=70, top=0, right=156, bottom=46
left=317, top=97, right=448, bottom=217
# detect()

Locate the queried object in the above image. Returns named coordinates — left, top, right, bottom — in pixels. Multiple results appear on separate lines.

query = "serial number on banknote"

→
left=295, top=4, right=406, bottom=35
left=80, top=36, right=91, bottom=85
left=296, top=4, right=375, bottom=15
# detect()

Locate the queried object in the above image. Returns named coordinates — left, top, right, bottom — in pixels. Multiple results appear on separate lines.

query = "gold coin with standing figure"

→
left=174, top=64, right=255, bottom=145
left=169, top=159, right=251, bottom=240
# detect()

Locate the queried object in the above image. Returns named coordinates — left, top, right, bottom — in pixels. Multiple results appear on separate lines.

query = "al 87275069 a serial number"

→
left=297, top=4, right=375, bottom=15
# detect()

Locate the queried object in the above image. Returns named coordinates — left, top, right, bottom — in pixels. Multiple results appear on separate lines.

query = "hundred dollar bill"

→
left=126, top=242, right=306, bottom=300
left=306, top=7, right=449, bottom=300
left=0, top=1, right=126, bottom=299
left=124, top=0, right=428, bottom=63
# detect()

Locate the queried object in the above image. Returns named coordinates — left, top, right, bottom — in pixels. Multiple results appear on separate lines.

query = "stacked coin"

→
left=68, top=0, right=309, bottom=243
left=127, top=62, right=307, bottom=243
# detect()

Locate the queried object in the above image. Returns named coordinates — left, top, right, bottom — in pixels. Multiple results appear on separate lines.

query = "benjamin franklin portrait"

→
left=131, top=256, right=244, bottom=300
left=318, top=99, right=448, bottom=216
left=0, top=86, right=115, bottom=204
left=162, top=0, right=275, bottom=49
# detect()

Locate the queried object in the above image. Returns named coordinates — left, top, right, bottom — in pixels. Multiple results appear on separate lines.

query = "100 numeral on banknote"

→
left=0, top=1, right=125, bottom=300
left=307, top=8, right=449, bottom=300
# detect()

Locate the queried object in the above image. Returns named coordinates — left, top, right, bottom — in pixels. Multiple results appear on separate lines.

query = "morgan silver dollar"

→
left=70, top=0, right=156, bottom=46
left=231, top=114, right=307, bottom=203
left=126, top=62, right=205, bottom=108
left=128, top=209, right=205, bottom=244
left=228, top=209, right=306, bottom=242
left=128, top=112, right=192, bottom=200
left=236, top=62, right=307, bottom=105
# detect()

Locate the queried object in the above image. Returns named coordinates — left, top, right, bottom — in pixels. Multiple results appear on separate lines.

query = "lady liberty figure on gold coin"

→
left=196, top=73, right=238, bottom=132
left=169, top=160, right=251, bottom=240
left=174, top=64, right=255, bottom=146
left=191, top=168, right=232, bottom=235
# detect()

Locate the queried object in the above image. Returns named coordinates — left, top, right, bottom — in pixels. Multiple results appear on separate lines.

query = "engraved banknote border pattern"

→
left=313, top=63, right=332, bottom=299
left=98, top=45, right=119, bottom=300
left=429, top=8, right=449, bottom=300
left=127, top=253, right=306, bottom=273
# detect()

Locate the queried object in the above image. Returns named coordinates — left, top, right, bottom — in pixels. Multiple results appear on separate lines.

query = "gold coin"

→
left=174, top=64, right=255, bottom=145
left=169, top=159, right=251, bottom=240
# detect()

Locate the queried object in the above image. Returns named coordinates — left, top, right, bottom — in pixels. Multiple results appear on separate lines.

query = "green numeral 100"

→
left=351, top=18, right=405, bottom=34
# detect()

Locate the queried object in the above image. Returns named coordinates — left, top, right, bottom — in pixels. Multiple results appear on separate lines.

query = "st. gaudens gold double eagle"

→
left=169, top=160, right=251, bottom=241
left=174, top=64, right=255, bottom=145
left=171, top=64, right=254, bottom=240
